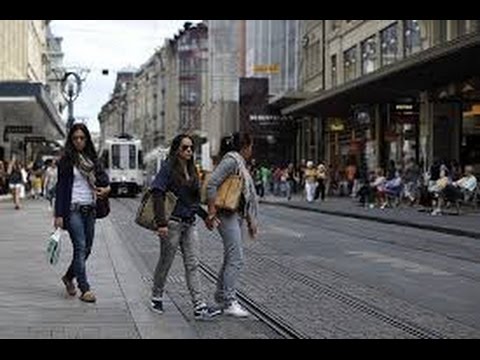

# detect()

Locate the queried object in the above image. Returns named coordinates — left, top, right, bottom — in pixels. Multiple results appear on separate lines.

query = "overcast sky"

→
left=50, top=20, right=201, bottom=133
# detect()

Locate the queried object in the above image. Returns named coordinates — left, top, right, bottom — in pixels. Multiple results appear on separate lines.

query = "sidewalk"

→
left=0, top=194, right=12, bottom=202
left=0, top=200, right=197, bottom=338
left=260, top=195, right=480, bottom=239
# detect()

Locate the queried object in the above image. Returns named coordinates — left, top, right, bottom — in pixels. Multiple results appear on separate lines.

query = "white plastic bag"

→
left=46, top=228, right=63, bottom=266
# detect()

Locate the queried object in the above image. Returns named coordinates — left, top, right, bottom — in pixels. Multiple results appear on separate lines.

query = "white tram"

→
left=99, top=135, right=144, bottom=197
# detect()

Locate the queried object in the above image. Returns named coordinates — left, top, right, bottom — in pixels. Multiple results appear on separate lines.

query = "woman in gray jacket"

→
left=206, top=132, right=259, bottom=317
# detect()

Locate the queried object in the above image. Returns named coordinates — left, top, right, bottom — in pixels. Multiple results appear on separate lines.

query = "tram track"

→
left=113, top=198, right=452, bottom=339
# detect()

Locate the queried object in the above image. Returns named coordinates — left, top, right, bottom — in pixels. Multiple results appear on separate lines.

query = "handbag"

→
left=96, top=197, right=110, bottom=219
left=95, top=163, right=110, bottom=219
left=46, top=228, right=63, bottom=266
left=135, top=188, right=177, bottom=231
left=214, top=174, right=243, bottom=211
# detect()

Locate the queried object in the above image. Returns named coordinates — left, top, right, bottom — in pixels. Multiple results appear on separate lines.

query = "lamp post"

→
left=353, top=105, right=371, bottom=184
left=61, top=72, right=83, bottom=132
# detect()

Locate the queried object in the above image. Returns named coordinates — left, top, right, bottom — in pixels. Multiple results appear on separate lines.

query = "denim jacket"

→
left=151, top=160, right=207, bottom=227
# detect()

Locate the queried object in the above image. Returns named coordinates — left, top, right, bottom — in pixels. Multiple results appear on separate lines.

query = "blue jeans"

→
left=215, top=212, right=244, bottom=306
left=65, top=208, right=96, bottom=293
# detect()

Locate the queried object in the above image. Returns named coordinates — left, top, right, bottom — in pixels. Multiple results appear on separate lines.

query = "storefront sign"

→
left=392, top=103, right=419, bottom=115
left=249, top=114, right=294, bottom=123
left=5, top=125, right=33, bottom=134
left=391, top=103, right=419, bottom=124
left=3, top=125, right=34, bottom=141
left=24, top=136, right=46, bottom=143
left=395, top=104, right=414, bottom=111
left=253, top=64, right=280, bottom=74
left=329, top=118, right=345, bottom=132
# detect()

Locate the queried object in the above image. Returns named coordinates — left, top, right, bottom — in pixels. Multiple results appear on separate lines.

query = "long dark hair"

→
left=64, top=123, right=98, bottom=166
left=219, top=132, right=253, bottom=158
left=167, top=134, right=198, bottom=187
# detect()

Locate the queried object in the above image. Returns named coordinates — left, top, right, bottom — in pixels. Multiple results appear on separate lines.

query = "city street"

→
left=112, top=198, right=480, bottom=338
left=2, top=196, right=480, bottom=338
left=2, top=19, right=480, bottom=340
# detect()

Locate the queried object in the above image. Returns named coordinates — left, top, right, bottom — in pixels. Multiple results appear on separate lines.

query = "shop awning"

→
left=282, top=32, right=480, bottom=118
left=0, top=82, right=66, bottom=142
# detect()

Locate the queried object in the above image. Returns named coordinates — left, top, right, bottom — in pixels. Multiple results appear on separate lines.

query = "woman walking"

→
left=7, top=158, right=24, bottom=210
left=54, top=123, right=110, bottom=303
left=150, top=134, right=221, bottom=320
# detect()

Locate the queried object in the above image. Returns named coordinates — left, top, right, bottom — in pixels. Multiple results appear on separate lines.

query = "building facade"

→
left=206, top=20, right=245, bottom=161
left=98, top=22, right=210, bottom=166
left=0, top=20, right=65, bottom=162
left=45, top=23, right=66, bottom=117
left=98, top=71, right=135, bottom=151
left=284, top=20, right=480, bottom=179
left=0, top=20, right=48, bottom=83
left=246, top=20, right=301, bottom=96
left=241, top=20, right=302, bottom=166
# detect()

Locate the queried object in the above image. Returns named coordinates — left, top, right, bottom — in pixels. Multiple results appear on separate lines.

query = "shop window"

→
left=344, top=46, right=357, bottom=82
left=404, top=20, right=422, bottom=56
left=331, top=54, right=338, bottom=87
left=361, top=36, right=377, bottom=75
left=381, top=23, right=398, bottom=66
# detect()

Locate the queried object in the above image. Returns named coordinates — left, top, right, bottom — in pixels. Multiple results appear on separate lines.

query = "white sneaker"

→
left=431, top=209, right=441, bottom=216
left=223, top=301, right=249, bottom=318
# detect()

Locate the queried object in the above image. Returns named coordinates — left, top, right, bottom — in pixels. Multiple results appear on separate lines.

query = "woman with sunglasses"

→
left=150, top=134, right=221, bottom=320
left=54, top=123, right=110, bottom=303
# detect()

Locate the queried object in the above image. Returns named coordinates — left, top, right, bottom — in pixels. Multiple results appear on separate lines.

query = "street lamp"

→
left=61, top=72, right=83, bottom=132
left=353, top=106, right=371, bottom=183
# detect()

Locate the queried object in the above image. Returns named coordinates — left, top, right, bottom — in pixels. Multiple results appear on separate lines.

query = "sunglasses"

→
left=181, top=145, right=193, bottom=151
left=73, top=136, right=86, bottom=141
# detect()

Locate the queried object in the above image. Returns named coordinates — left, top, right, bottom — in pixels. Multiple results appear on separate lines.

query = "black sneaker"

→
left=151, top=298, right=163, bottom=314
left=194, top=303, right=222, bottom=321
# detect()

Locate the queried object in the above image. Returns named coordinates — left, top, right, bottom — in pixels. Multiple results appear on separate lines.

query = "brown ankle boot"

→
left=79, top=291, right=96, bottom=303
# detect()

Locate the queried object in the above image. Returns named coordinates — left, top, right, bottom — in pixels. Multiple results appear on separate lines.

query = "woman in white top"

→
left=54, top=124, right=110, bottom=303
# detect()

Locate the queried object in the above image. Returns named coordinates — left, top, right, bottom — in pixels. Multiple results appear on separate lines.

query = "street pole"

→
left=61, top=72, right=84, bottom=133
left=66, top=82, right=75, bottom=131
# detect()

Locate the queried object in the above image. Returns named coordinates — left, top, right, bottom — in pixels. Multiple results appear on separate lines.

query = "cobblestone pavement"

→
left=0, top=199, right=196, bottom=339
left=115, top=198, right=480, bottom=338
left=111, top=198, right=281, bottom=339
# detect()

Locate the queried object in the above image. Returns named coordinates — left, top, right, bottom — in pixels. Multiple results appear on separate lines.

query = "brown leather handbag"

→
left=214, top=174, right=243, bottom=212
left=135, top=188, right=177, bottom=231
